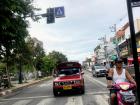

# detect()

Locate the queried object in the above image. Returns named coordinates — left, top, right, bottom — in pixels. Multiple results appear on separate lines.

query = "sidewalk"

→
left=0, top=76, right=52, bottom=97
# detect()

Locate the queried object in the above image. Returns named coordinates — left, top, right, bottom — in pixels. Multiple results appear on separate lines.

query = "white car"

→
left=92, top=65, right=107, bottom=77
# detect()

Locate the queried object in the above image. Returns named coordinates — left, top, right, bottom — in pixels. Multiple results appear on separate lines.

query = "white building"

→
left=94, top=40, right=117, bottom=64
left=109, top=8, right=140, bottom=63
left=94, top=44, right=106, bottom=64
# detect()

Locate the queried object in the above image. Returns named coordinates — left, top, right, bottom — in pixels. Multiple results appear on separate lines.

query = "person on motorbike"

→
left=107, top=59, right=136, bottom=105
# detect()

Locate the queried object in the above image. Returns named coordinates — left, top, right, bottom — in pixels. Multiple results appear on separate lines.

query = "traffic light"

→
left=47, top=8, right=55, bottom=24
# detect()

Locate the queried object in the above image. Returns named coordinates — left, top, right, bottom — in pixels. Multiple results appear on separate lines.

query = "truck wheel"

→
left=53, top=89, right=59, bottom=96
left=81, top=86, right=85, bottom=94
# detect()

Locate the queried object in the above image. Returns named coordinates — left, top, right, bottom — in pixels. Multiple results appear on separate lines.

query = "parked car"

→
left=53, top=62, right=85, bottom=96
left=92, top=65, right=107, bottom=77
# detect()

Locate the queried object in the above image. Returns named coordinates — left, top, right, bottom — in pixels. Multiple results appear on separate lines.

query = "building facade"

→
left=115, top=19, right=140, bottom=63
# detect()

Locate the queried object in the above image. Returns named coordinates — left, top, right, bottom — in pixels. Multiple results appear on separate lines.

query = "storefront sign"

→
left=120, top=49, right=129, bottom=57
left=137, top=48, right=140, bottom=52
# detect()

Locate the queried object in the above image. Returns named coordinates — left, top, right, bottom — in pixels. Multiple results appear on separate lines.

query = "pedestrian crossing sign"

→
left=55, top=7, right=65, bottom=18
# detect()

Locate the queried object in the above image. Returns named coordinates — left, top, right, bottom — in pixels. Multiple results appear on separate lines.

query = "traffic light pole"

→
left=126, top=0, right=140, bottom=104
left=23, top=8, right=55, bottom=24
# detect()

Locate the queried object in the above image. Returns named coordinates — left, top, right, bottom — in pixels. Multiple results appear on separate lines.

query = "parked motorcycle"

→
left=108, top=82, right=136, bottom=105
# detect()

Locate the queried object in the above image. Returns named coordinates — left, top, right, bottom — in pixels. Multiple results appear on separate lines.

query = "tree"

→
left=48, top=51, right=68, bottom=65
left=43, top=51, right=68, bottom=75
left=34, top=43, right=45, bottom=71
left=13, top=41, right=35, bottom=83
left=85, top=58, right=92, bottom=67
left=22, top=37, right=46, bottom=79
left=43, top=56, right=55, bottom=75
left=0, top=0, right=39, bottom=86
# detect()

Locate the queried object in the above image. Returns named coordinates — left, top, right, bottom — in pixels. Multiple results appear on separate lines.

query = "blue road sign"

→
left=55, top=7, right=65, bottom=18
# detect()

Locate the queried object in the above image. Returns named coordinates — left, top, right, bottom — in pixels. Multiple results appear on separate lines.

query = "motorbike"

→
left=108, top=82, right=136, bottom=105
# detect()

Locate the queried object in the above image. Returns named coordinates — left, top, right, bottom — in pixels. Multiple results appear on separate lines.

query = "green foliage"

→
left=43, top=51, right=68, bottom=75
left=43, top=56, right=55, bottom=75
left=34, top=43, right=45, bottom=71
left=0, top=0, right=40, bottom=85
left=0, top=0, right=39, bottom=56
left=26, top=37, right=45, bottom=71
left=48, top=51, right=68, bottom=65
left=0, top=63, right=6, bottom=70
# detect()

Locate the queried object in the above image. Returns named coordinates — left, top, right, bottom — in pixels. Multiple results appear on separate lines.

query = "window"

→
left=58, top=68, right=80, bottom=76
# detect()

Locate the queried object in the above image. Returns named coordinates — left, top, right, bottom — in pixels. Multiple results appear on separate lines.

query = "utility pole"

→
left=104, top=35, right=108, bottom=63
left=98, top=35, right=108, bottom=63
left=109, top=24, right=120, bottom=59
left=126, top=0, right=140, bottom=104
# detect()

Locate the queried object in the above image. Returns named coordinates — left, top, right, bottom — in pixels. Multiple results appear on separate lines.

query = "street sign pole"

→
left=126, top=0, right=140, bottom=104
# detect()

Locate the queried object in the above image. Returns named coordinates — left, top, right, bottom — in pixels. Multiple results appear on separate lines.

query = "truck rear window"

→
left=58, top=68, right=80, bottom=76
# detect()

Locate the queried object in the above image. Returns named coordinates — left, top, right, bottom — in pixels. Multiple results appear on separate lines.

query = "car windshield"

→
left=95, top=66, right=105, bottom=69
left=58, top=68, right=80, bottom=76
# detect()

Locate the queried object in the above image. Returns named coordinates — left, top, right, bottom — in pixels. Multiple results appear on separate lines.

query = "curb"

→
left=0, top=76, right=52, bottom=97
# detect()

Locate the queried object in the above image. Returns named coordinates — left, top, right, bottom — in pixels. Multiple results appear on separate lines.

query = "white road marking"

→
left=103, top=94, right=109, bottom=99
left=94, top=95, right=108, bottom=105
left=12, top=99, right=31, bottom=105
left=38, top=82, right=52, bottom=88
left=36, top=98, right=53, bottom=105
left=65, top=96, right=83, bottom=105
left=85, top=91, right=109, bottom=95
left=0, top=95, right=54, bottom=101
left=85, top=75, right=107, bottom=87
left=65, top=97, right=75, bottom=105
left=75, top=96, right=83, bottom=105
left=38, top=84, right=48, bottom=87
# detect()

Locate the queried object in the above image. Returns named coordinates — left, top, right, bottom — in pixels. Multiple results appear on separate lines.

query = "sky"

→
left=28, top=0, right=140, bottom=63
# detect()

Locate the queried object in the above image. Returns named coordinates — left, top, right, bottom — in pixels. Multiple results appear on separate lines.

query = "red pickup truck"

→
left=53, top=62, right=85, bottom=96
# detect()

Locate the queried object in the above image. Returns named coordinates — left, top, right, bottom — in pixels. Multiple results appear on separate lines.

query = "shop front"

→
left=118, top=40, right=129, bottom=64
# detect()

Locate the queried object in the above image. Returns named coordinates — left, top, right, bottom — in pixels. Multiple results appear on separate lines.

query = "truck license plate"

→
left=63, top=85, right=72, bottom=90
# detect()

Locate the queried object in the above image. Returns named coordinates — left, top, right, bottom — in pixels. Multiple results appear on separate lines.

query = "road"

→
left=0, top=70, right=109, bottom=105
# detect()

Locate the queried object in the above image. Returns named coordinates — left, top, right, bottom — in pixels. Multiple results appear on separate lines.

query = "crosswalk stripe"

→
left=65, top=96, right=83, bottom=105
left=12, top=99, right=31, bottom=105
left=75, top=96, right=83, bottom=105
left=85, top=91, right=109, bottom=95
left=36, top=98, right=53, bottom=105
left=94, top=95, right=108, bottom=105
left=103, top=94, right=109, bottom=99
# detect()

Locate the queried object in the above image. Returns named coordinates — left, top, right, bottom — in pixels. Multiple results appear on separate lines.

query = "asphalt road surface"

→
left=0, top=70, right=109, bottom=105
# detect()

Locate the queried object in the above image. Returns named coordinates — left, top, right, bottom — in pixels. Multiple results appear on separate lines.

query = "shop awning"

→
left=128, top=57, right=140, bottom=61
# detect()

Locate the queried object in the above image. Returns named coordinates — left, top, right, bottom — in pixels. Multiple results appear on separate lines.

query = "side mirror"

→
left=81, top=71, right=84, bottom=75
left=106, top=76, right=112, bottom=80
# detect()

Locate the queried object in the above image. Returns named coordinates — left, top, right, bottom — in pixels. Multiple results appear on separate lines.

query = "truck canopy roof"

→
left=56, top=62, right=81, bottom=70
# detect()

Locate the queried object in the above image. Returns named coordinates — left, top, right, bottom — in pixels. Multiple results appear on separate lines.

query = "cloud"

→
left=29, top=0, right=139, bottom=62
